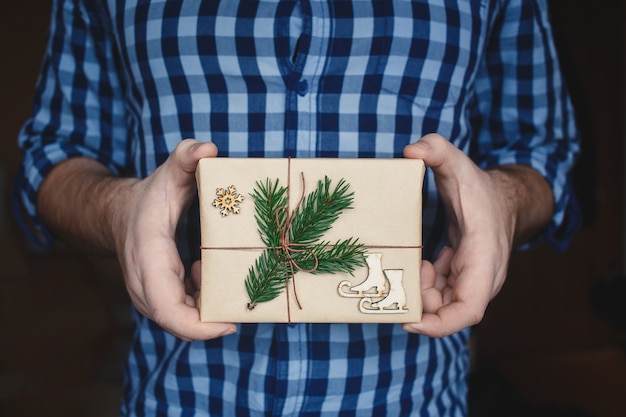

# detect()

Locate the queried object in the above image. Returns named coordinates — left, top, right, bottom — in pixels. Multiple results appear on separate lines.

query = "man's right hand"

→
left=38, top=139, right=237, bottom=341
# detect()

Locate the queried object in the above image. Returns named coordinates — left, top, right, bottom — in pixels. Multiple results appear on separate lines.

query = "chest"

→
left=108, top=0, right=492, bottom=102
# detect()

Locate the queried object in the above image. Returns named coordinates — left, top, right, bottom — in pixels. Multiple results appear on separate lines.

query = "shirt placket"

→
left=271, top=324, right=309, bottom=416
left=273, top=2, right=331, bottom=415
left=281, top=0, right=329, bottom=158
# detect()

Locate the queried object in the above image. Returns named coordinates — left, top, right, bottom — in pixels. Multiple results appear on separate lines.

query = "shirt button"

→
left=296, top=79, right=308, bottom=96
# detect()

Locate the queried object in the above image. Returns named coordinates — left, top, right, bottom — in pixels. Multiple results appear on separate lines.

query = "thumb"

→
left=403, top=133, right=458, bottom=175
left=171, top=139, right=219, bottom=175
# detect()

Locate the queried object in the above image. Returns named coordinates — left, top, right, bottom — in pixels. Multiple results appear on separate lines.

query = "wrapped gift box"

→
left=196, top=158, right=425, bottom=323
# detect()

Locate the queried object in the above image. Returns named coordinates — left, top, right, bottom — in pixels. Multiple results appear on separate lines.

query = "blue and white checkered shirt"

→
left=15, top=0, right=580, bottom=415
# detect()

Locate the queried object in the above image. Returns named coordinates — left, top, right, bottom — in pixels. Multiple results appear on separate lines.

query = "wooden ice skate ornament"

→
left=196, top=158, right=425, bottom=323
left=338, top=254, right=409, bottom=314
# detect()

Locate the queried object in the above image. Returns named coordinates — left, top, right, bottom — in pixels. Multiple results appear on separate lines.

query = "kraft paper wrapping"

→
left=196, top=158, right=425, bottom=323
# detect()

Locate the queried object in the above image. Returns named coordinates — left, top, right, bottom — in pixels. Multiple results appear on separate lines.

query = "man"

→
left=14, top=0, right=579, bottom=415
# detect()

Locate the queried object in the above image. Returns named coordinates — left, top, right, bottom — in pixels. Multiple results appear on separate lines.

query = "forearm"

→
left=487, top=164, right=554, bottom=247
left=37, top=157, right=138, bottom=254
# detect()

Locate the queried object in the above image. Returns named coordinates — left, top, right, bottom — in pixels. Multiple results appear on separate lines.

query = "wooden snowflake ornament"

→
left=213, top=185, right=244, bottom=216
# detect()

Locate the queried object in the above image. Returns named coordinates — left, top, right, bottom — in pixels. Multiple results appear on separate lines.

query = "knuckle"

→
left=468, top=308, right=485, bottom=326
left=148, top=305, right=167, bottom=325
left=430, top=328, right=448, bottom=339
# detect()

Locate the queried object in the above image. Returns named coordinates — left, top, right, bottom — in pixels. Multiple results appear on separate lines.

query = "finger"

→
left=404, top=134, right=481, bottom=187
left=403, top=133, right=453, bottom=171
left=139, top=251, right=233, bottom=340
left=407, top=265, right=492, bottom=337
left=128, top=256, right=233, bottom=341
left=184, top=277, right=197, bottom=295
left=190, top=260, right=202, bottom=291
left=432, top=246, right=454, bottom=277
left=171, top=139, right=218, bottom=178
left=419, top=259, right=446, bottom=313
left=158, top=302, right=237, bottom=341
left=418, top=259, right=445, bottom=314
left=146, top=259, right=233, bottom=341
left=431, top=246, right=454, bottom=291
left=185, top=294, right=196, bottom=308
left=404, top=299, right=485, bottom=338
left=130, top=241, right=220, bottom=340
left=187, top=261, right=202, bottom=307
left=419, top=248, right=456, bottom=313
left=421, top=287, right=445, bottom=314
left=419, top=260, right=436, bottom=290
left=409, top=249, right=494, bottom=337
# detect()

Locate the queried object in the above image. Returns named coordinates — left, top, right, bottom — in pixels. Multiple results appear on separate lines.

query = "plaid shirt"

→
left=15, top=0, right=579, bottom=415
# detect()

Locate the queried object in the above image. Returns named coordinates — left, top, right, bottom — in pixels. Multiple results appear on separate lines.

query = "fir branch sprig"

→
left=286, top=237, right=367, bottom=275
left=245, top=176, right=366, bottom=310
left=289, top=177, right=354, bottom=245
left=244, top=248, right=289, bottom=308
left=250, top=178, right=288, bottom=247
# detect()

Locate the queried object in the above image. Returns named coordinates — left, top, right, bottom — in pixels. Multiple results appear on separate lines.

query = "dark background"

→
left=1, top=1, right=624, bottom=416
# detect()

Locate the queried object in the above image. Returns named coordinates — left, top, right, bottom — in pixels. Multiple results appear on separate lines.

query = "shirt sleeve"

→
left=13, top=0, right=129, bottom=247
left=470, top=0, right=581, bottom=250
